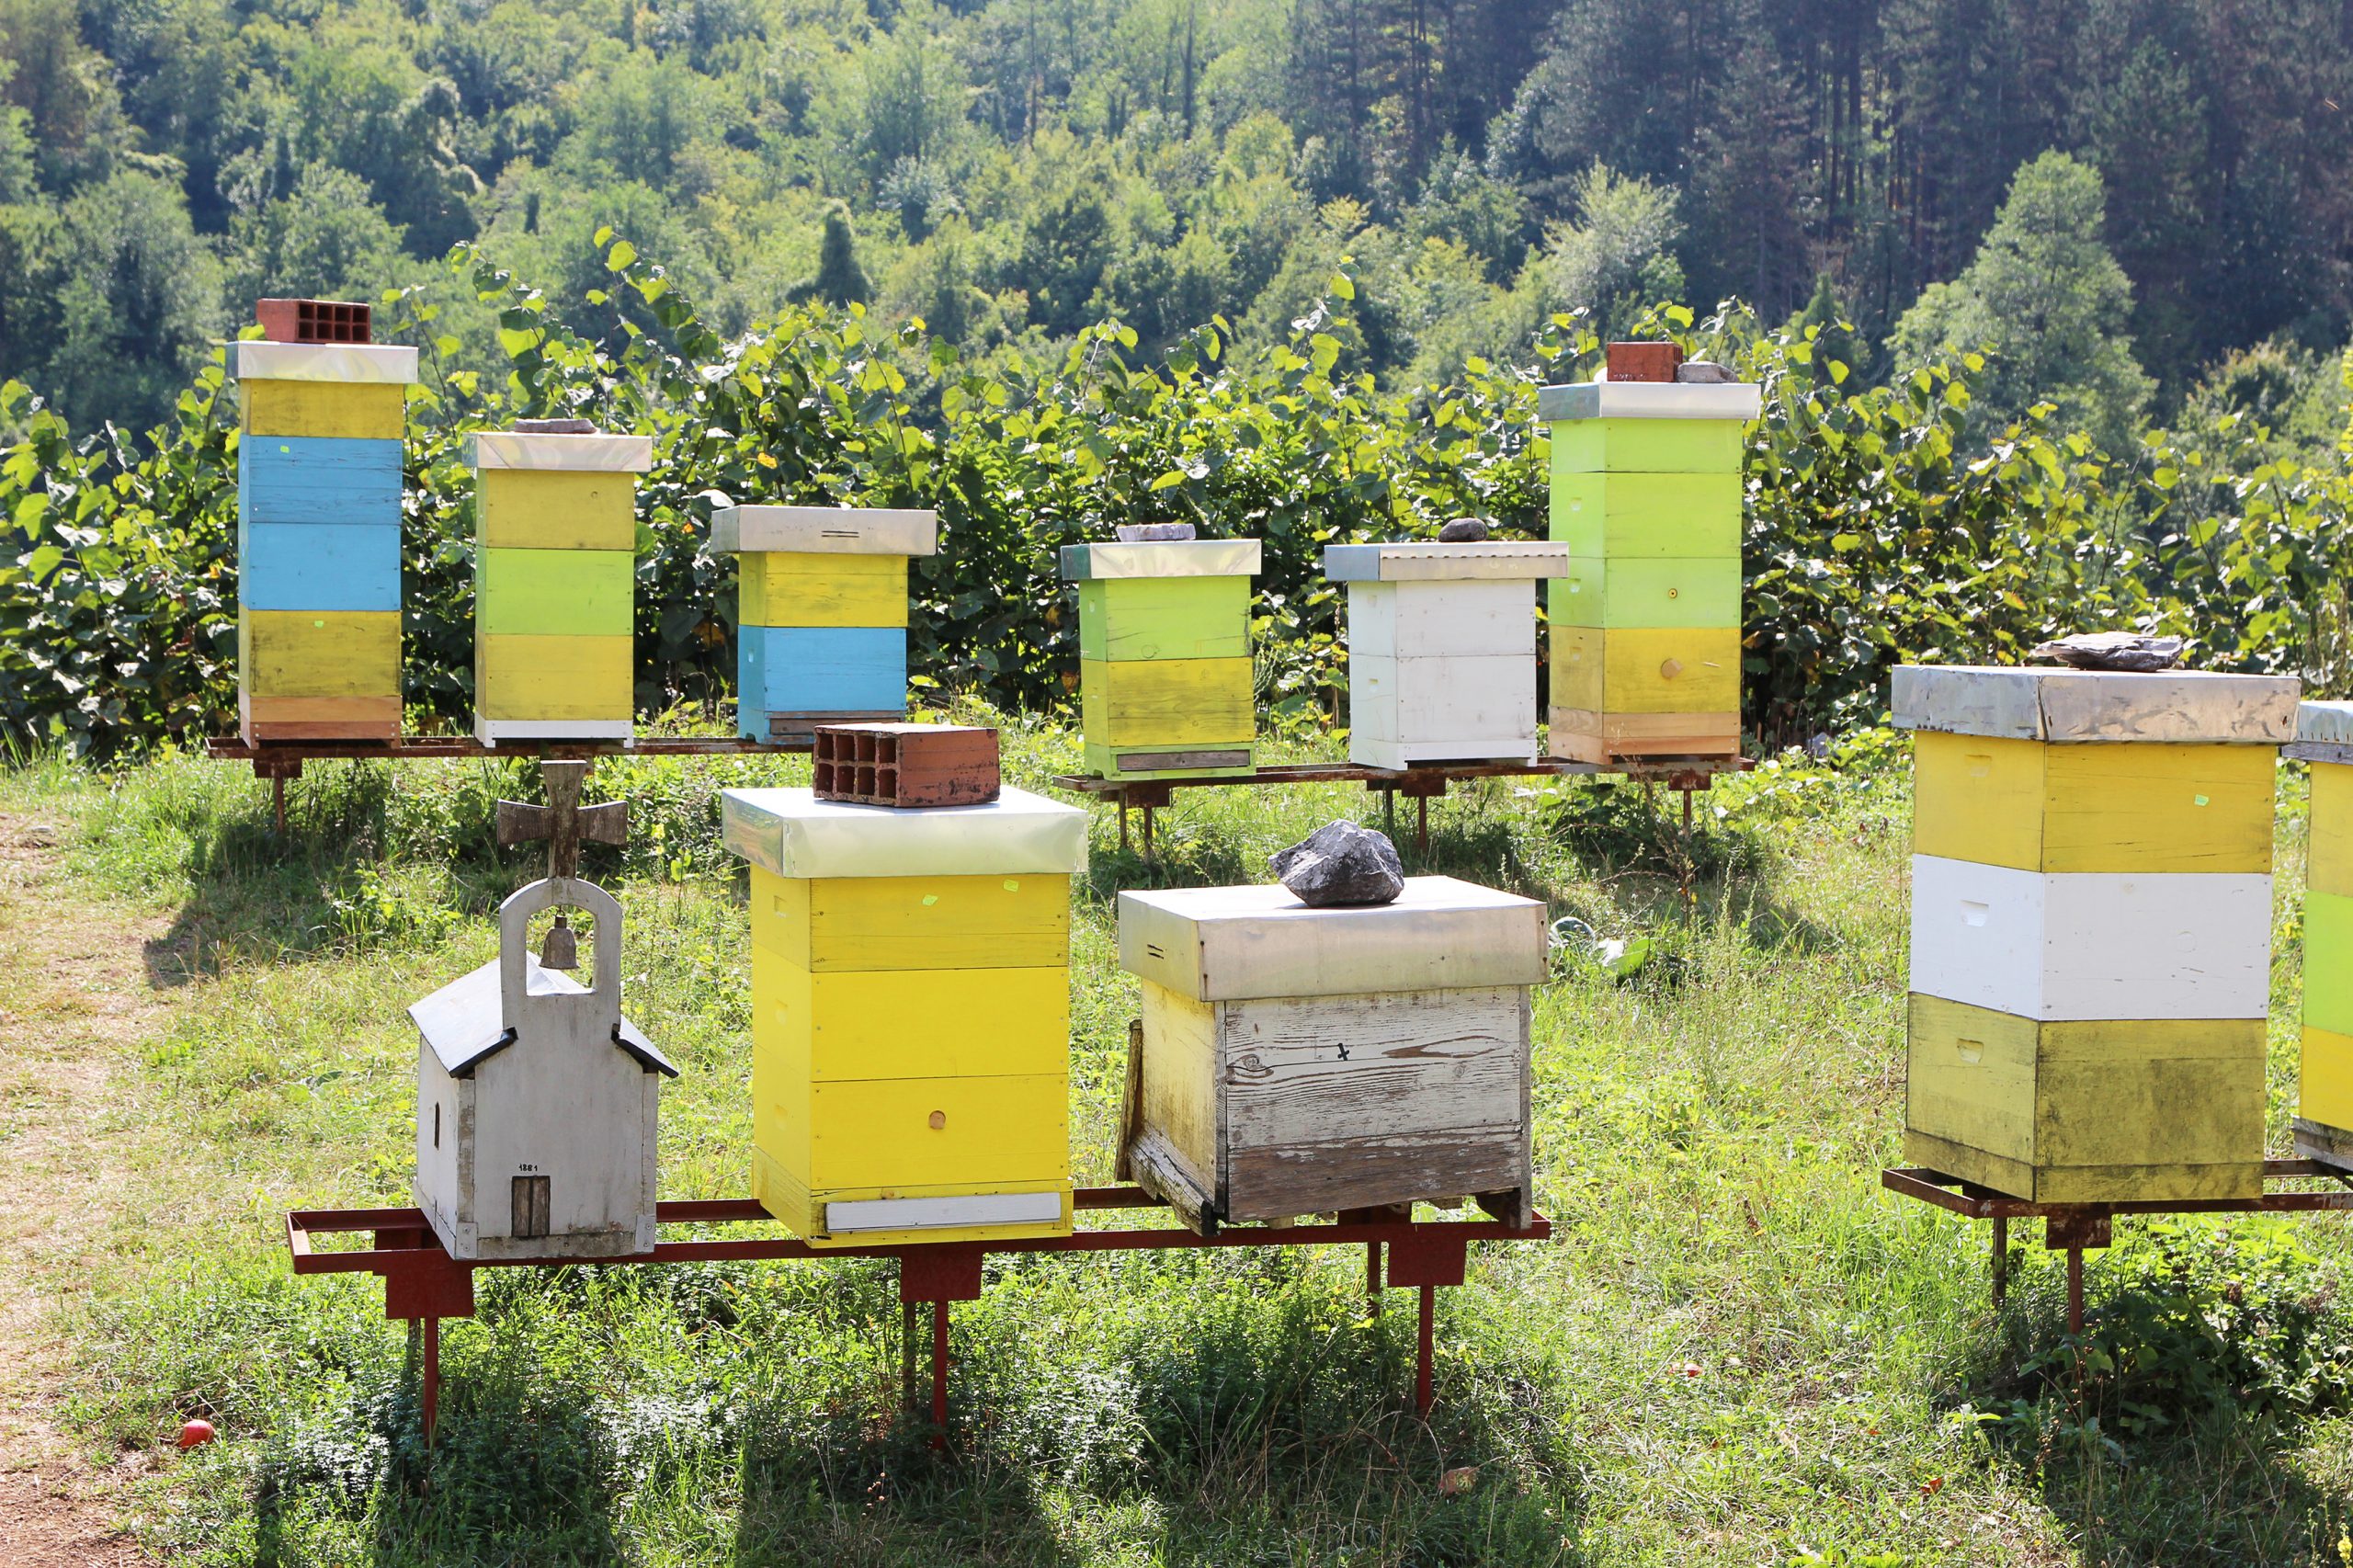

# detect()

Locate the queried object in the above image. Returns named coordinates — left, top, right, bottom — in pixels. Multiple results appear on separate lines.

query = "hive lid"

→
left=409, top=959, right=676, bottom=1078
left=1059, top=540, right=1262, bottom=581
left=722, top=785, right=1087, bottom=878
left=233, top=341, right=420, bottom=385
left=1892, top=665, right=2299, bottom=743
left=471, top=431, right=655, bottom=472
left=710, top=505, right=939, bottom=557
left=2298, top=700, right=2353, bottom=746
left=1324, top=540, right=1573, bottom=582
left=1538, top=381, right=1761, bottom=423
left=1117, top=875, right=1549, bottom=1001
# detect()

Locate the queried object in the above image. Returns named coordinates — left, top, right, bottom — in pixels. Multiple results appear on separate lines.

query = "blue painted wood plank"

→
left=237, top=435, right=404, bottom=527
left=237, top=521, right=401, bottom=611
left=737, top=626, right=907, bottom=717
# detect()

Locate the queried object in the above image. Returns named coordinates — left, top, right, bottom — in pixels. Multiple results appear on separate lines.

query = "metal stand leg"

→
left=1417, top=795, right=1429, bottom=855
left=2067, top=1249, right=2084, bottom=1335
left=1415, top=1285, right=1436, bottom=1418
left=1991, top=1216, right=2008, bottom=1308
left=1382, top=789, right=1395, bottom=835
left=1142, top=806, right=1155, bottom=862
left=421, top=1316, right=440, bottom=1449
left=1118, top=799, right=1130, bottom=852
left=930, top=1299, right=949, bottom=1449
left=272, top=774, right=288, bottom=835
left=1366, top=1241, right=1382, bottom=1317
left=902, top=1300, right=919, bottom=1413
left=1678, top=787, right=1694, bottom=907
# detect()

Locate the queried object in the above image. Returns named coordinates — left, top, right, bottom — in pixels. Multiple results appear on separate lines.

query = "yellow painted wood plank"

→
left=2301, top=1023, right=2353, bottom=1134
left=1140, top=979, right=1222, bottom=1189
left=1914, top=734, right=2274, bottom=872
left=476, top=468, right=638, bottom=551
left=1910, top=733, right=2045, bottom=869
left=807, top=1073, right=1068, bottom=1190
left=1079, top=657, right=1256, bottom=747
left=2313, top=761, right=2353, bottom=897
left=747, top=869, right=1070, bottom=971
left=2032, top=1161, right=2263, bottom=1203
left=752, top=958, right=1070, bottom=1081
left=238, top=609, right=399, bottom=698
left=474, top=633, right=633, bottom=720
left=740, top=551, right=910, bottom=629
left=1905, top=993, right=2037, bottom=1167
left=240, top=379, right=407, bottom=440
left=1549, top=626, right=1740, bottom=714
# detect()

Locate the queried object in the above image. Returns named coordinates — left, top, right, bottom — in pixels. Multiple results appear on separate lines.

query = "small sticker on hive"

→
left=2195, top=794, right=2211, bottom=806
left=1003, top=879, right=1019, bottom=892
left=921, top=894, right=938, bottom=906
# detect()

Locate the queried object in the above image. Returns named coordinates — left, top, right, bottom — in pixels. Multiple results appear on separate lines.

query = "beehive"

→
left=1116, top=876, right=1548, bottom=1233
left=1540, top=378, right=1758, bottom=764
left=410, top=878, right=677, bottom=1260
left=233, top=338, right=420, bottom=741
left=1324, top=540, right=1571, bottom=770
left=721, top=784, right=1087, bottom=1246
left=471, top=429, right=654, bottom=744
left=1895, top=665, right=2297, bottom=1202
left=712, top=506, right=938, bottom=744
left=1061, top=539, right=1262, bottom=779
left=2294, top=700, right=2353, bottom=1167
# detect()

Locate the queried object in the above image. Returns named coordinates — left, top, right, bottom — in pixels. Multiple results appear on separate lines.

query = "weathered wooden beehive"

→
left=1116, top=876, right=1548, bottom=1233
left=2295, top=700, right=2353, bottom=1167
left=411, top=878, right=677, bottom=1260
left=233, top=315, right=420, bottom=742
left=1895, top=665, right=2297, bottom=1201
left=722, top=783, right=1088, bottom=1246
left=472, top=428, right=654, bottom=744
left=711, top=506, right=939, bottom=744
left=1061, top=539, right=1262, bottom=779
left=1324, top=540, right=1572, bottom=770
left=1540, top=373, right=1758, bottom=763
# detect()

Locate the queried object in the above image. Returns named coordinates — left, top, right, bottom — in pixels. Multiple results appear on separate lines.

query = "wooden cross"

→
left=496, top=760, right=627, bottom=882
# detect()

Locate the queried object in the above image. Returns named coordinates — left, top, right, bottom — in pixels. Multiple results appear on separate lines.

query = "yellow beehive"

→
left=1895, top=665, right=2296, bottom=1201
left=721, top=785, right=1088, bottom=1246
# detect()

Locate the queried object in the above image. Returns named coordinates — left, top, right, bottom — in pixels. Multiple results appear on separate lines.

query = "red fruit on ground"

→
left=177, top=1419, right=216, bottom=1449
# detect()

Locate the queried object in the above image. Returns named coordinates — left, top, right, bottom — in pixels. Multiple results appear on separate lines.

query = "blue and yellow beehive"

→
left=471, top=428, right=654, bottom=744
left=233, top=339, right=420, bottom=741
left=721, top=784, right=1086, bottom=1246
left=1540, top=376, right=1757, bottom=764
left=1060, top=539, right=1262, bottom=779
left=712, top=506, right=938, bottom=744
left=2296, top=701, right=2353, bottom=1166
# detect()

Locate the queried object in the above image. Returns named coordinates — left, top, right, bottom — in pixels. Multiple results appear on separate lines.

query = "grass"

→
left=8, top=710, right=2353, bottom=1564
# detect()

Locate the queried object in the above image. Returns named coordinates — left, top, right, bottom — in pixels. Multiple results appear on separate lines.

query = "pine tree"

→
left=807, top=203, right=871, bottom=306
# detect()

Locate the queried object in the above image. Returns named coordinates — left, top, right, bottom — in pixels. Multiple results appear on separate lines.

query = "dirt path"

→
left=0, top=811, right=168, bottom=1566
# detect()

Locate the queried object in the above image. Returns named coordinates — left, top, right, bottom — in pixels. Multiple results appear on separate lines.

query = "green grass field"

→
left=6, top=713, right=2352, bottom=1566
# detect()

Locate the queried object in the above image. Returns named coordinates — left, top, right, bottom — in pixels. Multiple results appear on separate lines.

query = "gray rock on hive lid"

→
left=2029, top=631, right=2186, bottom=672
left=1675, top=360, right=1736, bottom=383
left=515, top=416, right=598, bottom=435
left=1115, top=522, right=1198, bottom=542
left=1437, top=517, right=1491, bottom=542
left=1271, top=819, right=1406, bottom=907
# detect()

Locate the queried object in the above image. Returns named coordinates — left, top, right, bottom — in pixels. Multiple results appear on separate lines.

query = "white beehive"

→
left=411, top=879, right=677, bottom=1259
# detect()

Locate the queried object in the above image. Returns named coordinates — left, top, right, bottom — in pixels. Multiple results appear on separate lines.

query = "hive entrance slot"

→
left=511, top=1175, right=551, bottom=1240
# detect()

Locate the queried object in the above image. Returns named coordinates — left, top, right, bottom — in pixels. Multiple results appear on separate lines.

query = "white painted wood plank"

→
left=825, top=1191, right=1063, bottom=1232
left=722, top=785, right=1087, bottom=878
left=1058, top=540, right=1262, bottom=580
left=1908, top=854, right=2272, bottom=1020
left=477, top=717, right=636, bottom=744
left=1324, top=541, right=1572, bottom=582
left=1538, top=381, right=1761, bottom=422
left=712, top=506, right=939, bottom=557
left=471, top=431, right=654, bottom=472
left=1348, top=580, right=1534, bottom=660
left=234, top=341, right=420, bottom=384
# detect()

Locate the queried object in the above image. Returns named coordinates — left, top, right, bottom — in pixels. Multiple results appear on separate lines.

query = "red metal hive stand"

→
left=288, top=1187, right=1552, bottom=1447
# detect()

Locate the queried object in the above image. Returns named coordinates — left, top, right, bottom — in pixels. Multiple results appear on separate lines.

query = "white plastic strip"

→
left=1537, top=381, right=1761, bottom=422
left=1324, top=541, right=1572, bottom=582
left=1059, top=540, right=1263, bottom=580
left=711, top=506, right=938, bottom=557
left=722, top=785, right=1087, bottom=878
left=825, top=1191, right=1063, bottom=1233
left=233, top=342, right=421, bottom=385
left=1893, top=665, right=2298, bottom=744
left=476, top=718, right=635, bottom=744
left=471, top=431, right=655, bottom=472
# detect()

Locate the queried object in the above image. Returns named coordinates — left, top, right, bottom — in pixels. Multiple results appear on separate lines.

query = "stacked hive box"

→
left=1324, top=540, right=1572, bottom=769
left=233, top=316, right=419, bottom=742
left=472, top=429, right=654, bottom=744
left=1895, top=665, right=2298, bottom=1201
left=722, top=784, right=1087, bottom=1245
left=1540, top=375, right=1758, bottom=763
left=2294, top=701, right=2353, bottom=1166
left=1062, top=539, right=1262, bottom=779
left=1117, top=876, right=1548, bottom=1233
left=712, top=506, right=939, bottom=744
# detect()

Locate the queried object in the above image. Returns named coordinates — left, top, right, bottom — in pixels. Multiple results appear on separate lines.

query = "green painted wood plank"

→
left=1077, top=575, right=1250, bottom=662
left=1549, top=472, right=1743, bottom=557
left=1550, top=418, right=1746, bottom=474
left=1547, top=555, right=1742, bottom=628
left=2309, top=891, right=2353, bottom=1035
left=477, top=546, right=633, bottom=637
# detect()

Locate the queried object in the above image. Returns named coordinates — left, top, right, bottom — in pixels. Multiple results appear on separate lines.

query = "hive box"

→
left=1324, top=540, right=1572, bottom=770
left=713, top=506, right=938, bottom=744
left=1895, top=665, right=2297, bottom=1202
left=410, top=879, right=677, bottom=1260
left=1116, top=876, right=1548, bottom=1233
left=2290, top=701, right=2353, bottom=1166
left=722, top=785, right=1087, bottom=1247
left=472, top=430, right=654, bottom=744
left=1062, top=539, right=1261, bottom=779
left=1540, top=377, right=1757, bottom=765
left=233, top=340, right=420, bottom=742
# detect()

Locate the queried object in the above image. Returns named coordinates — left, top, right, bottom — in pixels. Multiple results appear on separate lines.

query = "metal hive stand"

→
left=287, top=1187, right=1552, bottom=1449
